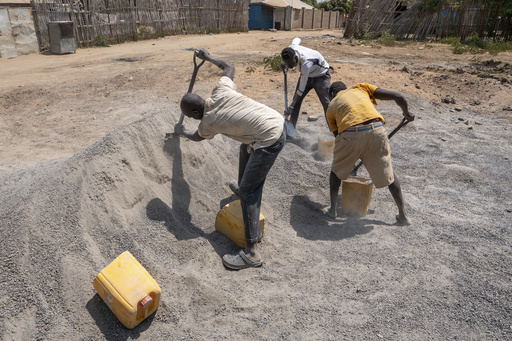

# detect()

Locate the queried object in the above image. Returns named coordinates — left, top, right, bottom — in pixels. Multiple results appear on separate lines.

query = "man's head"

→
left=329, top=81, right=347, bottom=100
left=180, top=93, right=205, bottom=120
left=281, top=47, right=298, bottom=69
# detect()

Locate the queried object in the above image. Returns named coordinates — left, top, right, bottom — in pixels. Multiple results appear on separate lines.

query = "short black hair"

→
left=180, top=93, right=203, bottom=113
left=281, top=47, right=295, bottom=61
left=329, top=81, right=347, bottom=99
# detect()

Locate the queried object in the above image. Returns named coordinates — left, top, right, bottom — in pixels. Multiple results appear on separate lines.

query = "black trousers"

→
left=238, top=133, right=285, bottom=243
left=289, top=73, right=331, bottom=127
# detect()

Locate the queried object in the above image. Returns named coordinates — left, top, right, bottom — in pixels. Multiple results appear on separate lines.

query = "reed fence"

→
left=345, top=0, right=511, bottom=41
left=30, top=0, right=249, bottom=50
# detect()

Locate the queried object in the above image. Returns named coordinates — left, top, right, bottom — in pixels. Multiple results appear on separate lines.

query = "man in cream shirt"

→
left=175, top=49, right=285, bottom=270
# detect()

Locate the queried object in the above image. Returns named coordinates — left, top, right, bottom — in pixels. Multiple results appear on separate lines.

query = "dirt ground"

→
left=0, top=30, right=511, bottom=340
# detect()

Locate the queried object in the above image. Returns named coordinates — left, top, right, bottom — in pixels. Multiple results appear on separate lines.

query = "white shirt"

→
left=198, top=77, right=284, bottom=150
left=288, top=37, right=330, bottom=96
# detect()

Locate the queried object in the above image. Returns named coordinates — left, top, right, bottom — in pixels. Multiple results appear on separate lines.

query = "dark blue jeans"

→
left=238, top=133, right=285, bottom=243
left=289, top=73, right=331, bottom=127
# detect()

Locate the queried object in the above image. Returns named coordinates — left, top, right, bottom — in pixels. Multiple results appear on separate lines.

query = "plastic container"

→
left=93, top=251, right=161, bottom=329
left=215, top=199, right=265, bottom=248
left=341, top=176, right=373, bottom=216
left=318, top=132, right=335, bottom=158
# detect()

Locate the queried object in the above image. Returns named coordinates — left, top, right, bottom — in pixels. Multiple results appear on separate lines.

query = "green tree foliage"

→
left=418, top=0, right=450, bottom=12
left=302, top=0, right=317, bottom=6
left=316, top=0, right=352, bottom=14
left=419, top=0, right=512, bottom=15
left=492, top=0, right=512, bottom=16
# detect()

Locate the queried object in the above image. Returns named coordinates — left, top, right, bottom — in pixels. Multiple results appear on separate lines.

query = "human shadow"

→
left=220, top=193, right=239, bottom=209
left=86, top=293, right=154, bottom=340
left=163, top=134, right=192, bottom=228
left=146, top=135, right=231, bottom=257
left=289, top=195, right=389, bottom=241
left=147, top=197, right=233, bottom=258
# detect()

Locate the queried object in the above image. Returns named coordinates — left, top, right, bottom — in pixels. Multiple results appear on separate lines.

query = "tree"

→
left=316, top=0, right=352, bottom=14
left=302, top=0, right=318, bottom=7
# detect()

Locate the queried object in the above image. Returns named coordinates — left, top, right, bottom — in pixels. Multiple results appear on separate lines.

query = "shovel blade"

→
left=285, top=121, right=296, bottom=139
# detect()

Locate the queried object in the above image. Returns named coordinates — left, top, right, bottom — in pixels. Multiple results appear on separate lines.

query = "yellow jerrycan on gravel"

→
left=93, top=251, right=161, bottom=329
left=215, top=199, right=265, bottom=248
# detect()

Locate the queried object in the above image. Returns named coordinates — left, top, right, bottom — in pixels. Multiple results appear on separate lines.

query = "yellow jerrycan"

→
left=215, top=199, right=265, bottom=248
left=93, top=251, right=161, bottom=329
left=341, top=176, right=374, bottom=216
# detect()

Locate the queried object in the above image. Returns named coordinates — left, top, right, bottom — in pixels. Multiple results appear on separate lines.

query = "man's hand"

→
left=195, top=48, right=234, bottom=80
left=195, top=48, right=211, bottom=61
left=280, top=62, right=287, bottom=72
left=403, top=109, right=415, bottom=122
left=285, top=105, right=294, bottom=118
left=174, top=123, right=185, bottom=135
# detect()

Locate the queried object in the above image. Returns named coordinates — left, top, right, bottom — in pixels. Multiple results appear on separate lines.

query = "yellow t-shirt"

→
left=326, top=83, right=385, bottom=133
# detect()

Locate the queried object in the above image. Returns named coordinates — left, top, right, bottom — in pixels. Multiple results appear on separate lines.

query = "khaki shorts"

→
left=331, top=125, right=394, bottom=188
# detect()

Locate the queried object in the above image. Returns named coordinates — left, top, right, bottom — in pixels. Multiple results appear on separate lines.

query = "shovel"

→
left=281, top=63, right=296, bottom=138
left=166, top=50, right=205, bottom=138
left=350, top=118, right=411, bottom=176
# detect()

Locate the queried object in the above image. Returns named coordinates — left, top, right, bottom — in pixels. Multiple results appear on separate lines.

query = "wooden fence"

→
left=31, top=0, right=249, bottom=50
left=345, top=0, right=511, bottom=41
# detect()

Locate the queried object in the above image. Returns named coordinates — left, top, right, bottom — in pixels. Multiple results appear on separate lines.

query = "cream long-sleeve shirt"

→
left=198, top=77, right=284, bottom=150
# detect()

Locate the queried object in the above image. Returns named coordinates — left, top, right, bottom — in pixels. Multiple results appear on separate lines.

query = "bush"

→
left=484, top=40, right=512, bottom=56
left=95, top=34, right=115, bottom=47
left=439, top=33, right=512, bottom=56
left=361, top=23, right=374, bottom=45
left=263, top=54, right=283, bottom=72
left=438, top=36, right=460, bottom=45
left=377, top=30, right=396, bottom=46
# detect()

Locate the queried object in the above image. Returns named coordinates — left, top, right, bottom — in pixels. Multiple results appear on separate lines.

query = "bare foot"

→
left=325, top=207, right=337, bottom=219
left=396, top=214, right=411, bottom=226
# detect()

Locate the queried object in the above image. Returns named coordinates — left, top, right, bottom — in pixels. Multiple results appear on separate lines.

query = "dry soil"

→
left=0, top=29, right=511, bottom=340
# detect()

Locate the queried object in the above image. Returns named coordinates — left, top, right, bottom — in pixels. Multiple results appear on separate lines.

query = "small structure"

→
left=0, top=0, right=39, bottom=58
left=48, top=21, right=76, bottom=54
left=249, top=0, right=341, bottom=31
left=249, top=0, right=312, bottom=30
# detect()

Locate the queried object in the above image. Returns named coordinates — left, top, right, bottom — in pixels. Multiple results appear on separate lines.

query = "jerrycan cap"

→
left=139, top=295, right=153, bottom=309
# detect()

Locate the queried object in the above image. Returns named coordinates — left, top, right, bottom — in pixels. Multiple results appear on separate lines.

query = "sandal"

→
left=222, top=250, right=262, bottom=270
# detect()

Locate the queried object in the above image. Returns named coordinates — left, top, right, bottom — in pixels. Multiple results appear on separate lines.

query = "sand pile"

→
left=1, top=95, right=511, bottom=340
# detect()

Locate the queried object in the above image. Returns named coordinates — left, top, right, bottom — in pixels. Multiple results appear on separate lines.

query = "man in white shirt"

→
left=281, top=37, right=331, bottom=131
left=175, top=49, right=285, bottom=270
